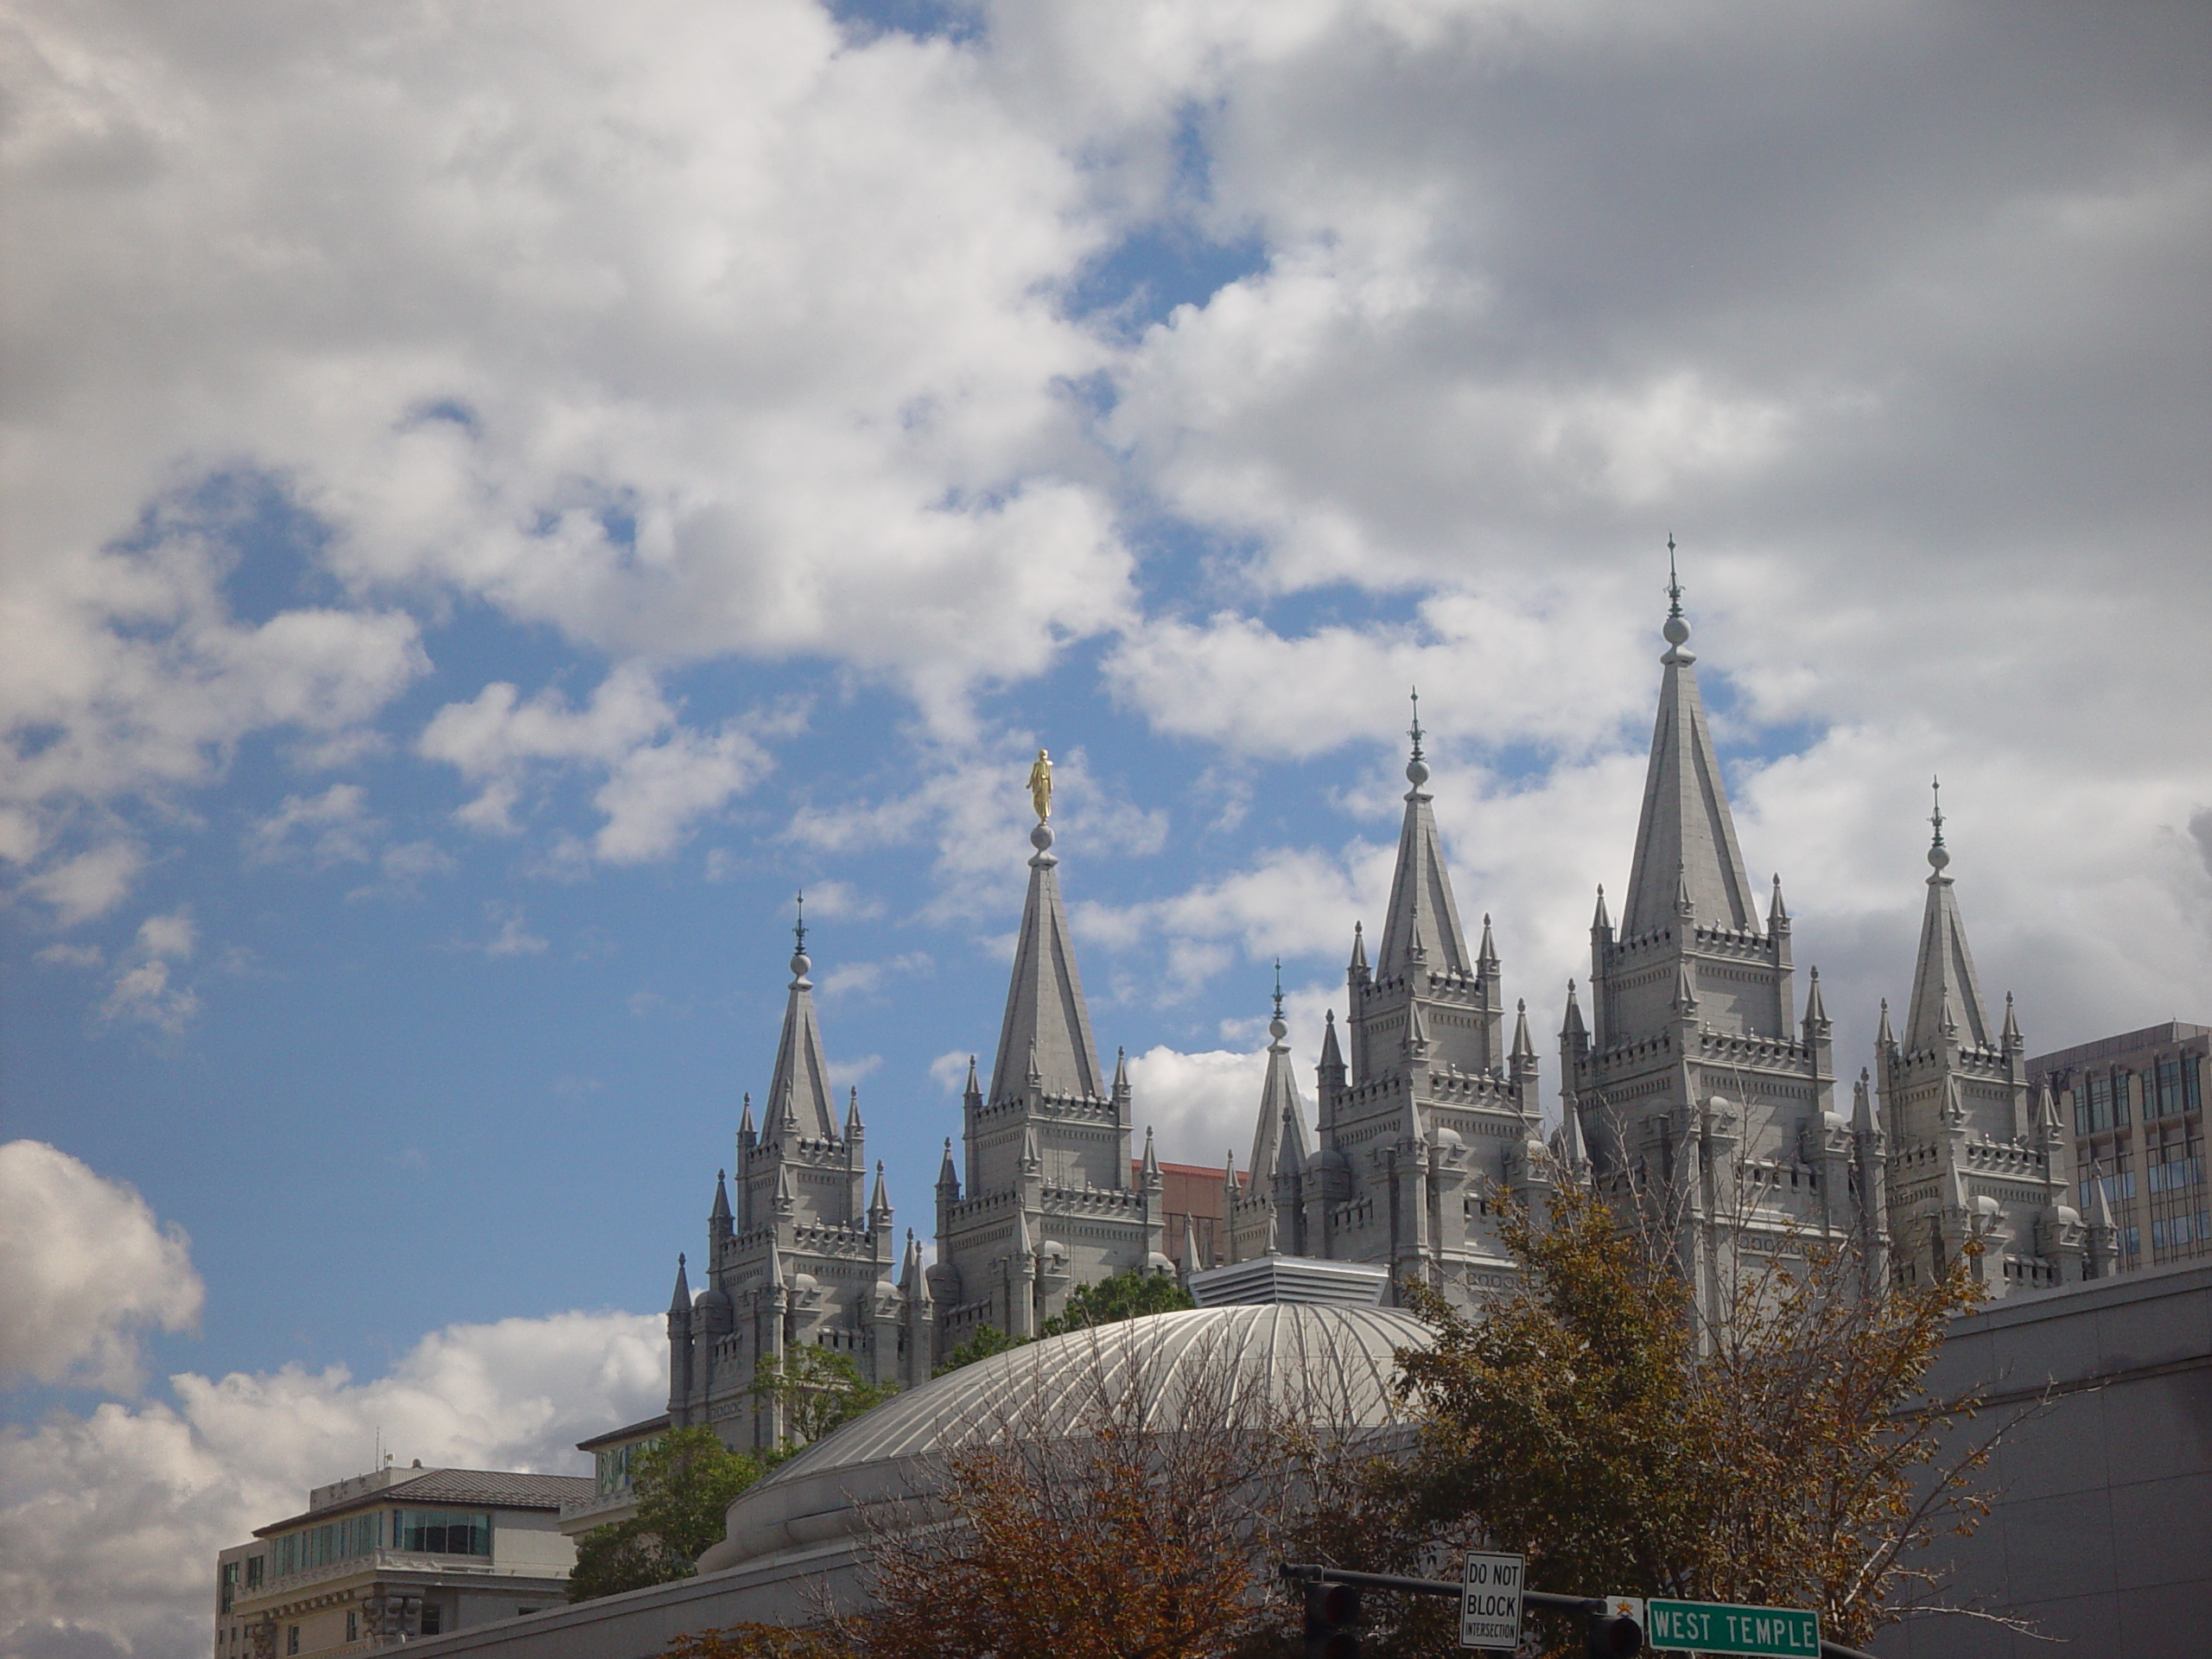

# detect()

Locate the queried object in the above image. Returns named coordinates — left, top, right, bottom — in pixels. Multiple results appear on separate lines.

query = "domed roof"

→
left=700, top=1303, right=1435, bottom=1576
left=768, top=1302, right=1433, bottom=1486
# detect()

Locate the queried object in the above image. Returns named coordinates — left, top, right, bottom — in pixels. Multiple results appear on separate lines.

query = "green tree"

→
left=934, top=1269, right=1197, bottom=1374
left=567, top=1427, right=766, bottom=1604
left=750, top=1344, right=896, bottom=1449
left=933, top=1321, right=1027, bottom=1376
left=1394, top=1175, right=2006, bottom=1649
left=1040, top=1268, right=1193, bottom=1336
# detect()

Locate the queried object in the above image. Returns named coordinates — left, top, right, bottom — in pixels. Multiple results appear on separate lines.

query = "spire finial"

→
left=790, top=891, right=810, bottom=979
left=1662, top=534, right=1691, bottom=651
left=1405, top=688, right=1429, bottom=787
left=1268, top=957, right=1288, bottom=1042
left=1928, top=774, right=1950, bottom=870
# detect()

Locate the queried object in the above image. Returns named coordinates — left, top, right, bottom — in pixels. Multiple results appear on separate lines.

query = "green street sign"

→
left=1643, top=1599, right=1821, bottom=1657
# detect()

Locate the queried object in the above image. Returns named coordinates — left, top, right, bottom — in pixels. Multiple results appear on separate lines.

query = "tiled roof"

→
left=255, top=1469, right=594, bottom=1535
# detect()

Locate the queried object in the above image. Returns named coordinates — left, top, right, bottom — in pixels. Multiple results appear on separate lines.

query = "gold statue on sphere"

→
left=1026, top=748, right=1052, bottom=823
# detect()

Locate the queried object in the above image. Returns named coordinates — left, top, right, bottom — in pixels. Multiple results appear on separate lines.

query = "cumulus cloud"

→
left=246, top=784, right=379, bottom=867
left=0, top=1139, right=662, bottom=1659
left=0, top=1308, right=665, bottom=1659
left=1125, top=1045, right=1268, bottom=1169
left=22, top=842, right=149, bottom=926
left=97, top=911, right=204, bottom=1033
left=0, top=1141, right=203, bottom=1393
left=3, top=0, right=1142, bottom=774
left=421, top=665, right=775, bottom=862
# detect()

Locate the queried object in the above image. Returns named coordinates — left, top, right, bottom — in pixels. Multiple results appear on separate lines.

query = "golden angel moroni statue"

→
left=1026, top=748, right=1052, bottom=823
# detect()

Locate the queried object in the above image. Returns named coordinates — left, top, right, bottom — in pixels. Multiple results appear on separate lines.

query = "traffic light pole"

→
left=1276, top=1564, right=1882, bottom=1659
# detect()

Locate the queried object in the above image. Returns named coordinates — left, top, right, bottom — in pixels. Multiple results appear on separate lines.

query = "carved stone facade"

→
left=662, top=567, right=2097, bottom=1440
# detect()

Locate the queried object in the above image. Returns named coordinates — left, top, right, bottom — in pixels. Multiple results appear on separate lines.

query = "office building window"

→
left=2151, top=1211, right=2209, bottom=1251
left=2080, top=1161, right=2133, bottom=1210
left=2148, top=1146, right=2204, bottom=1194
left=420, top=1605, right=442, bottom=1637
left=244, top=1556, right=264, bottom=1590
left=346, top=1611, right=358, bottom=1643
left=2151, top=1058, right=2180, bottom=1121
left=2078, top=1072, right=2132, bottom=1134
left=269, top=1510, right=381, bottom=1580
left=392, top=1510, right=491, bottom=1557
left=220, top=1561, right=238, bottom=1614
left=285, top=1628, right=299, bottom=1656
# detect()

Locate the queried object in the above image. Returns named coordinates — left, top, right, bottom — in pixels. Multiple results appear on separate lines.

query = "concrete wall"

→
left=1878, top=1260, right=2212, bottom=1659
left=399, top=1536, right=865, bottom=1659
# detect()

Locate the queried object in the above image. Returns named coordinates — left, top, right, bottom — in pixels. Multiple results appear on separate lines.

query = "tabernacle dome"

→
left=696, top=1302, right=1437, bottom=1577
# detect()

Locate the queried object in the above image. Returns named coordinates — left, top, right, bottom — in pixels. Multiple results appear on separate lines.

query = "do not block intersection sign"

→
left=1459, top=1552, right=1524, bottom=1649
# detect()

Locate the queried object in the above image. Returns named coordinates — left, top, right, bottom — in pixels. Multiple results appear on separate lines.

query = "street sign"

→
left=1603, top=1596, right=1645, bottom=1624
left=1458, top=1551, right=1524, bottom=1649
left=1643, top=1599, right=1820, bottom=1656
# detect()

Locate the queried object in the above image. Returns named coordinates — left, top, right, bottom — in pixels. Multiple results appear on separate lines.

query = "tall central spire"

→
left=765, top=893, right=839, bottom=1139
left=1620, top=546, right=1759, bottom=938
left=989, top=817, right=1106, bottom=1103
left=1903, top=777, right=1993, bottom=1051
left=1375, top=688, right=1473, bottom=978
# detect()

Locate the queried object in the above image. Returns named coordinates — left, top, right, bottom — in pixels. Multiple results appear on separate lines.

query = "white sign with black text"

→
left=1459, top=1551, right=1525, bottom=1649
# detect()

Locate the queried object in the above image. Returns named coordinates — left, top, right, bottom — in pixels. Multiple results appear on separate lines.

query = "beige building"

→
left=2030, top=1020, right=2209, bottom=1274
left=555, top=1414, right=667, bottom=1541
left=213, top=1465, right=591, bottom=1656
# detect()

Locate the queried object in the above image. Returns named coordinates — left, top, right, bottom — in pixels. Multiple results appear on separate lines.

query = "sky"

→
left=3, top=0, right=2209, bottom=1654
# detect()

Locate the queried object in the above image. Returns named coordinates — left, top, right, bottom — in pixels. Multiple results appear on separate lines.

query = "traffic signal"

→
left=1585, top=1608, right=1643, bottom=1658
left=1303, top=1581, right=1362, bottom=1659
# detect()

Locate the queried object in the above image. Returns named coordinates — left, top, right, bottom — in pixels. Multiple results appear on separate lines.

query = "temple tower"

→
left=1877, top=785, right=2081, bottom=1295
left=1228, top=964, right=1315, bottom=1262
left=666, top=904, right=901, bottom=1453
left=931, top=787, right=1168, bottom=1358
left=1560, top=556, right=1875, bottom=1320
left=1307, top=699, right=1543, bottom=1304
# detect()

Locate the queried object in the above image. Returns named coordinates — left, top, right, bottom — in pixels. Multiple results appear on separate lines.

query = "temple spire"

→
left=988, top=812, right=1105, bottom=1103
left=1620, top=545, right=1760, bottom=937
left=766, top=895, right=839, bottom=1140
left=1903, top=779, right=1993, bottom=1052
left=1375, top=690, right=1473, bottom=977
left=1248, top=980, right=1311, bottom=1182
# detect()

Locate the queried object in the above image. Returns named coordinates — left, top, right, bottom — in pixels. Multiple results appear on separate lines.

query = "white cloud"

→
left=3, top=0, right=1142, bottom=787
left=815, top=952, right=933, bottom=1002
left=1124, top=1045, right=1268, bottom=1170
left=476, top=903, right=550, bottom=960
left=0, top=1141, right=203, bottom=1394
left=0, top=1308, right=664, bottom=1659
left=825, top=1054, right=883, bottom=1091
left=929, top=1049, right=975, bottom=1094
left=421, top=665, right=773, bottom=863
left=22, top=842, right=148, bottom=926
left=94, top=910, right=205, bottom=1033
left=246, top=784, right=378, bottom=867
left=133, top=910, right=196, bottom=962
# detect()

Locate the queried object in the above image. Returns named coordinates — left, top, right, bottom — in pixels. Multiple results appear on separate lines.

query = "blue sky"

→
left=4, top=2, right=2210, bottom=1653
